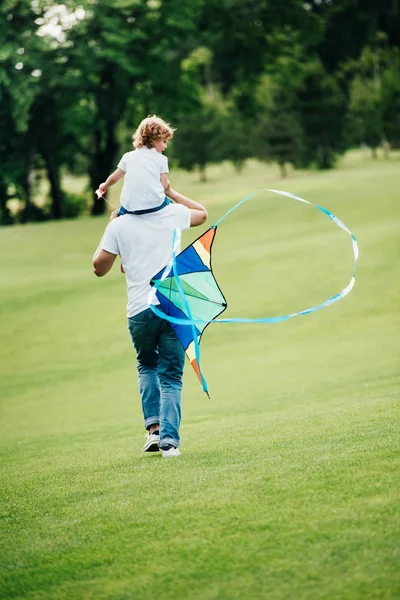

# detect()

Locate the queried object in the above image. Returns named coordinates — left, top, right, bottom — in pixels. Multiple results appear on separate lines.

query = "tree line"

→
left=1, top=0, right=399, bottom=224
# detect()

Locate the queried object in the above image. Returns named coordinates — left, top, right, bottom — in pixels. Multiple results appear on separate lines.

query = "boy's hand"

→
left=109, top=209, right=119, bottom=222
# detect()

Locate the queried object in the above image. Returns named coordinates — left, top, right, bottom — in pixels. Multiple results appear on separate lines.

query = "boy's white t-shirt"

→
left=118, top=147, right=168, bottom=212
left=100, top=204, right=191, bottom=317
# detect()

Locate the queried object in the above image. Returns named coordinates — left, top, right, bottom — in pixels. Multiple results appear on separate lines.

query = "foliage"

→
left=345, top=42, right=400, bottom=153
left=0, top=0, right=44, bottom=222
left=297, top=60, right=347, bottom=169
left=220, top=101, right=252, bottom=173
left=348, top=75, right=383, bottom=154
left=63, top=192, right=88, bottom=219
left=381, top=49, right=400, bottom=147
left=172, top=91, right=225, bottom=181
left=254, top=74, right=304, bottom=176
left=2, top=0, right=400, bottom=222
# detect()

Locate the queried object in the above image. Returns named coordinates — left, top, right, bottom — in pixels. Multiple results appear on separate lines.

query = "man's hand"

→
left=109, top=209, right=119, bottom=222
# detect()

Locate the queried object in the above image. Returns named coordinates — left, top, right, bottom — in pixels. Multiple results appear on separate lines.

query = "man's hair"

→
left=132, top=115, right=175, bottom=149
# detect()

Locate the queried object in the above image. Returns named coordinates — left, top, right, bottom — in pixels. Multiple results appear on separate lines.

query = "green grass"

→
left=1, top=151, right=399, bottom=600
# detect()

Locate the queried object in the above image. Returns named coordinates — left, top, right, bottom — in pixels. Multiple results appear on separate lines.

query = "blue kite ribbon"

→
left=149, top=189, right=359, bottom=393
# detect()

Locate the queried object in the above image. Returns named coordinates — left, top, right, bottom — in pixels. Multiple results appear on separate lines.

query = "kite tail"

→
left=148, top=188, right=359, bottom=395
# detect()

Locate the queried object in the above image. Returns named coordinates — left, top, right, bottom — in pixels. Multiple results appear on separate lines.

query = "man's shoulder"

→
left=107, top=215, right=130, bottom=232
left=164, top=203, right=187, bottom=215
left=163, top=203, right=191, bottom=229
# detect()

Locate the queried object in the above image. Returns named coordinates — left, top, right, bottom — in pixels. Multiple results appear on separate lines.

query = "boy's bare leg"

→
left=149, top=423, right=159, bottom=434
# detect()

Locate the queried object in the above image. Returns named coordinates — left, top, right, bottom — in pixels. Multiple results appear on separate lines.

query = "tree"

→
left=254, top=74, right=304, bottom=177
left=172, top=93, right=225, bottom=181
left=198, top=0, right=322, bottom=95
left=64, top=0, right=204, bottom=214
left=348, top=75, right=383, bottom=157
left=381, top=49, right=400, bottom=148
left=1, top=0, right=91, bottom=221
left=345, top=40, right=400, bottom=155
left=220, top=103, right=252, bottom=173
left=297, top=60, right=347, bottom=169
left=308, top=0, right=400, bottom=73
left=0, top=0, right=46, bottom=222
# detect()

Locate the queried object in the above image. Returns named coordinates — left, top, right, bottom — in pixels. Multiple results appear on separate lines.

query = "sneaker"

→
left=162, top=446, right=181, bottom=458
left=143, top=431, right=160, bottom=452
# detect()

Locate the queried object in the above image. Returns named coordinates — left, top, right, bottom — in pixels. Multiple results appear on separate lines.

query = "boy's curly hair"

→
left=132, top=115, right=175, bottom=149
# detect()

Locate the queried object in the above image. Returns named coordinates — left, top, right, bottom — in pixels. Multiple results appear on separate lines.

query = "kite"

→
left=150, top=227, right=227, bottom=396
left=148, top=189, right=359, bottom=396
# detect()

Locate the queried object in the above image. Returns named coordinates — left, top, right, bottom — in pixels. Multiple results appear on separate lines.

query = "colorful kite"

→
left=151, top=227, right=226, bottom=396
left=149, top=189, right=359, bottom=396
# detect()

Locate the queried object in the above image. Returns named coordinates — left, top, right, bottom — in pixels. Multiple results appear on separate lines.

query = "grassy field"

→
left=1, top=152, right=399, bottom=600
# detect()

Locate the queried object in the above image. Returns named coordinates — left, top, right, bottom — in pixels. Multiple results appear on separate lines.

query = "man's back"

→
left=101, top=204, right=190, bottom=317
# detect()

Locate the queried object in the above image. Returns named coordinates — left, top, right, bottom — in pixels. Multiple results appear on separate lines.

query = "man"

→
left=93, top=184, right=207, bottom=458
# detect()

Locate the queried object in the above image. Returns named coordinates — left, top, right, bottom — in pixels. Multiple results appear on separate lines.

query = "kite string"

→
left=95, top=188, right=119, bottom=211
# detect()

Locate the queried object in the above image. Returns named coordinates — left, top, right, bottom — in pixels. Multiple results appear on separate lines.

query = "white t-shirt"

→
left=101, top=204, right=191, bottom=317
left=117, top=147, right=169, bottom=212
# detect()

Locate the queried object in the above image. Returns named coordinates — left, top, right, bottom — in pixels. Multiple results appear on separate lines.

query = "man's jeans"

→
left=128, top=308, right=185, bottom=449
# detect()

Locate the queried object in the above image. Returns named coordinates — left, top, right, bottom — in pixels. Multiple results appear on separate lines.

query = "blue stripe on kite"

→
left=174, top=246, right=210, bottom=276
left=152, top=266, right=172, bottom=283
left=156, top=291, right=201, bottom=349
left=152, top=246, right=209, bottom=283
left=171, top=322, right=201, bottom=354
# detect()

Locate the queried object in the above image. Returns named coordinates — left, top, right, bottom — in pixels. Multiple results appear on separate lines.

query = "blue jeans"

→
left=128, top=308, right=185, bottom=449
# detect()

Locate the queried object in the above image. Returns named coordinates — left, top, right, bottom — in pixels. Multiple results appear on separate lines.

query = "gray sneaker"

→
left=143, top=431, right=160, bottom=452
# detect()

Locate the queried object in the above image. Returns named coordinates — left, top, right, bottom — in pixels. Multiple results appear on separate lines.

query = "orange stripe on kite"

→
left=190, top=359, right=202, bottom=382
left=199, top=228, right=215, bottom=253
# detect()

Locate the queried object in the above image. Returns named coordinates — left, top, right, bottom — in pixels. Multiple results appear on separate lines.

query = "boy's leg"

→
left=128, top=309, right=160, bottom=432
left=157, top=320, right=185, bottom=450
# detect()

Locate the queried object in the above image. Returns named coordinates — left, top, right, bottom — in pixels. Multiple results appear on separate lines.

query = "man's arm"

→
left=99, top=168, right=125, bottom=192
left=93, top=247, right=117, bottom=277
left=164, top=182, right=208, bottom=227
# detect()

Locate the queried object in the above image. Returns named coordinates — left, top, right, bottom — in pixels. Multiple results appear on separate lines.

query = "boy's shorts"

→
left=118, top=197, right=171, bottom=217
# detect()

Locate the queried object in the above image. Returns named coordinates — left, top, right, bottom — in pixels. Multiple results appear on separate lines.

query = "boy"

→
left=97, top=115, right=175, bottom=216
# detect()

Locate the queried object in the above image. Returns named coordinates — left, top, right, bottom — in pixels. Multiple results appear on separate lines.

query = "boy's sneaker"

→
left=143, top=430, right=160, bottom=452
left=162, top=444, right=181, bottom=458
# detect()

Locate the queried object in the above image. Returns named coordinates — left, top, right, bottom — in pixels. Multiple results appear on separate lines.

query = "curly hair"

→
left=132, top=115, right=175, bottom=149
